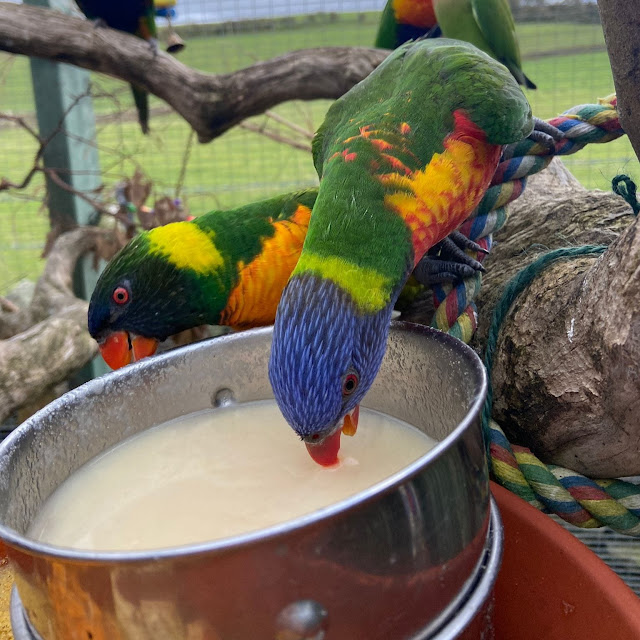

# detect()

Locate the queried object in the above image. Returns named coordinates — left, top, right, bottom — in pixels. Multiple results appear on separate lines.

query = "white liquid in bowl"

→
left=29, top=401, right=436, bottom=551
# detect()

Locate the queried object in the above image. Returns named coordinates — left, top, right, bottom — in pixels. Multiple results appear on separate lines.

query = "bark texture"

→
left=472, top=159, right=640, bottom=477
left=0, top=227, right=116, bottom=423
left=597, top=0, right=640, bottom=162
left=0, top=2, right=388, bottom=143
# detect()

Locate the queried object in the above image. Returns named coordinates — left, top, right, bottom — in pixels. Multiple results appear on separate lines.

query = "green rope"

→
left=612, top=175, right=640, bottom=216
left=481, top=245, right=608, bottom=440
left=480, top=233, right=640, bottom=535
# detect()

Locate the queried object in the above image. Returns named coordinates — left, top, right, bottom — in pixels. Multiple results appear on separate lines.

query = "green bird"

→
left=432, top=0, right=536, bottom=89
left=88, top=187, right=484, bottom=370
left=374, top=0, right=441, bottom=50
left=75, top=0, right=158, bottom=133
left=268, top=39, right=533, bottom=466
left=88, top=190, right=317, bottom=370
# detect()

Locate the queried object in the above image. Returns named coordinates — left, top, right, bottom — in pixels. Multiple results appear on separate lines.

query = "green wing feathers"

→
left=374, top=1, right=399, bottom=49
left=471, top=0, right=535, bottom=89
left=137, top=0, right=158, bottom=40
left=131, top=86, right=150, bottom=135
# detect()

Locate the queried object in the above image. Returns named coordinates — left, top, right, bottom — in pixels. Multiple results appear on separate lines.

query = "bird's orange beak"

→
left=98, top=332, right=159, bottom=370
left=305, top=405, right=360, bottom=467
left=342, top=405, right=360, bottom=437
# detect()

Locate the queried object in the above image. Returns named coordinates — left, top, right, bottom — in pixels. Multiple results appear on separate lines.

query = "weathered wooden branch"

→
left=471, top=159, right=639, bottom=478
left=597, top=0, right=640, bottom=163
left=0, top=227, right=117, bottom=423
left=0, top=304, right=96, bottom=423
left=0, top=227, right=116, bottom=339
left=0, top=2, right=388, bottom=143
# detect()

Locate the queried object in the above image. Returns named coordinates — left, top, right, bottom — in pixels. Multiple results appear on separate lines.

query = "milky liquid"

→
left=28, top=401, right=436, bottom=551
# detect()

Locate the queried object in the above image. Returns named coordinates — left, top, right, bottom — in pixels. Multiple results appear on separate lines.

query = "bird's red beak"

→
left=98, top=332, right=159, bottom=370
left=305, top=405, right=360, bottom=467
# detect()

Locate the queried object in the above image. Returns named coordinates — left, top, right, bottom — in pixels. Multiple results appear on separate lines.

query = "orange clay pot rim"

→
left=491, top=480, right=640, bottom=611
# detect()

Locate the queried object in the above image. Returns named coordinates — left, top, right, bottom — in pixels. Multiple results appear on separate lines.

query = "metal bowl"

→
left=0, top=322, right=493, bottom=640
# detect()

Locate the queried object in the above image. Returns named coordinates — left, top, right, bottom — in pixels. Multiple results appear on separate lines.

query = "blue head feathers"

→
left=269, top=274, right=392, bottom=463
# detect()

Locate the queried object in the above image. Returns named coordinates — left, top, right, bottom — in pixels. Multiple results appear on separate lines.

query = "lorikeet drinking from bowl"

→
left=268, top=38, right=533, bottom=466
left=75, top=0, right=158, bottom=133
left=88, top=187, right=484, bottom=370
left=88, top=190, right=316, bottom=370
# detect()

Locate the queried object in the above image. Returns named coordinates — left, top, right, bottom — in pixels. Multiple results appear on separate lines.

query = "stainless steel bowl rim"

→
left=0, top=322, right=487, bottom=563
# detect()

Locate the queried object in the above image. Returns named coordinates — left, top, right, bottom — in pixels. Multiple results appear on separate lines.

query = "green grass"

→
left=0, top=16, right=636, bottom=293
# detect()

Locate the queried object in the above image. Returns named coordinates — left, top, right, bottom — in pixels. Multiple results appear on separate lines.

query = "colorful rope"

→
left=429, top=94, right=640, bottom=536
left=431, top=93, right=622, bottom=338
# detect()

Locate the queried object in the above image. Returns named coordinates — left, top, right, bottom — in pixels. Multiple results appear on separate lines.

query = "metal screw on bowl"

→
left=275, top=599, right=328, bottom=640
left=213, top=387, right=235, bottom=408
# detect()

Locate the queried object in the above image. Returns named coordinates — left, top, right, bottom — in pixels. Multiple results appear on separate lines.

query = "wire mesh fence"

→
left=0, top=0, right=636, bottom=296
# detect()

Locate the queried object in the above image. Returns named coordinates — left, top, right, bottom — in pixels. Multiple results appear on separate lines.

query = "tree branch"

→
left=0, top=303, right=97, bottom=424
left=0, top=2, right=388, bottom=143
left=473, top=160, right=640, bottom=477
left=597, top=0, right=640, bottom=162
left=0, top=226, right=124, bottom=422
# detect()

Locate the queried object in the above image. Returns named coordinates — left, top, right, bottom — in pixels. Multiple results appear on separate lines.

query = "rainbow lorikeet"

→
left=88, top=188, right=484, bottom=370
left=268, top=38, right=533, bottom=466
left=432, top=0, right=536, bottom=89
left=88, top=190, right=316, bottom=370
left=374, top=0, right=441, bottom=49
left=374, top=0, right=535, bottom=90
left=75, top=0, right=157, bottom=133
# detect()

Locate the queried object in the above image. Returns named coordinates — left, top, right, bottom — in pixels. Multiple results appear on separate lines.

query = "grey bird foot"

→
left=413, top=233, right=487, bottom=286
left=413, top=257, right=478, bottom=285
left=528, top=117, right=564, bottom=150
left=446, top=230, right=489, bottom=256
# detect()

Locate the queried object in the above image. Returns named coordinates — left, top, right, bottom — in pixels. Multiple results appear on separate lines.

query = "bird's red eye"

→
left=342, top=372, right=359, bottom=396
left=112, top=286, right=129, bottom=305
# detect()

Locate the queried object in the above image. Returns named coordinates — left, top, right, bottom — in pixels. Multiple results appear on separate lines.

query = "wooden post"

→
left=25, top=0, right=108, bottom=379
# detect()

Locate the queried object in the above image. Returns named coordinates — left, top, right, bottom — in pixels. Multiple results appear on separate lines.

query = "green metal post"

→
left=26, top=0, right=109, bottom=379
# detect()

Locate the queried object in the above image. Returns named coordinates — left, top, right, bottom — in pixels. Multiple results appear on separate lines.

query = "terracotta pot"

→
left=491, top=481, right=640, bottom=640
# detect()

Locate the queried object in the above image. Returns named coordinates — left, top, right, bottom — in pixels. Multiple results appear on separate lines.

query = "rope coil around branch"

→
left=427, top=94, right=640, bottom=536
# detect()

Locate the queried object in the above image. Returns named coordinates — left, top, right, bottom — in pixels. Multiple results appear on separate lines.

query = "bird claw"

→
left=413, top=259, right=478, bottom=285
left=413, top=232, right=487, bottom=286
left=447, top=230, right=489, bottom=255
left=432, top=235, right=486, bottom=271
left=528, top=117, right=563, bottom=150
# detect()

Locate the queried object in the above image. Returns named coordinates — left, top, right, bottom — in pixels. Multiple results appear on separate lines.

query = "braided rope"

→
left=429, top=94, right=640, bottom=536
left=431, top=93, right=622, bottom=337
left=612, top=174, right=640, bottom=216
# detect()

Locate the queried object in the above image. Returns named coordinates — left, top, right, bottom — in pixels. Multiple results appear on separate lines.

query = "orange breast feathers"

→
left=381, top=110, right=502, bottom=266
left=392, top=0, right=437, bottom=28
left=219, top=205, right=311, bottom=330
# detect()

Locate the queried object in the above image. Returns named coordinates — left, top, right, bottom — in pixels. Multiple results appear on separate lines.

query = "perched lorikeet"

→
left=88, top=187, right=484, bottom=370
left=432, top=0, right=536, bottom=89
left=88, top=190, right=317, bottom=370
left=75, top=0, right=157, bottom=133
left=374, top=0, right=440, bottom=49
left=375, top=0, right=535, bottom=90
left=268, top=39, right=533, bottom=466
